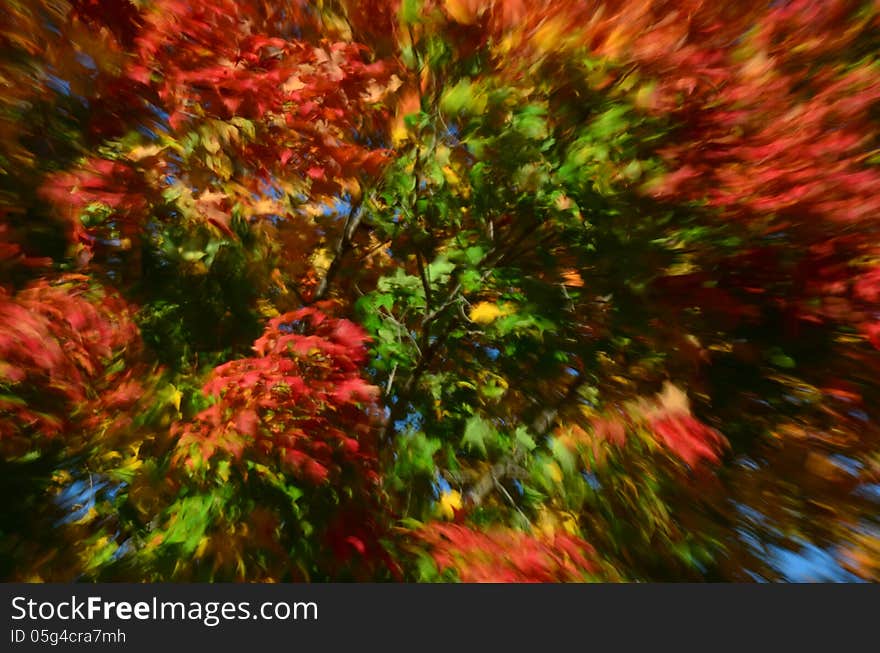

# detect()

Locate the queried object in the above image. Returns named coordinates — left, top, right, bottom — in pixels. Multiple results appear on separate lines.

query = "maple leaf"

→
left=438, top=490, right=463, bottom=520
left=469, top=301, right=510, bottom=324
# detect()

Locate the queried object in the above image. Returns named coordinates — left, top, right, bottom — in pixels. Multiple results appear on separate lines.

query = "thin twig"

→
left=385, top=363, right=398, bottom=397
left=494, top=473, right=533, bottom=529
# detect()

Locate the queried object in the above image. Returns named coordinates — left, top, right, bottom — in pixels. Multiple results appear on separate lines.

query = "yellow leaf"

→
left=469, top=301, right=509, bottom=324
left=536, top=508, right=578, bottom=537
left=71, top=507, right=99, bottom=526
left=546, top=461, right=563, bottom=483
left=561, top=512, right=579, bottom=536
left=202, top=132, right=221, bottom=154
left=117, top=452, right=143, bottom=475
left=257, top=299, right=280, bottom=318
left=442, top=165, right=461, bottom=187
left=537, top=507, right=558, bottom=537
left=310, top=247, right=333, bottom=273
left=168, top=386, right=183, bottom=411
left=438, top=490, right=462, bottom=520
left=195, top=536, right=210, bottom=559
left=127, top=144, right=164, bottom=161
left=391, top=120, right=409, bottom=146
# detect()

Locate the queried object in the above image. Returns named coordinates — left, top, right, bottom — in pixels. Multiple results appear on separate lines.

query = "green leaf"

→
left=230, top=117, right=255, bottom=140
left=460, top=269, right=483, bottom=292
left=465, top=246, right=485, bottom=266
left=400, top=432, right=442, bottom=477
left=440, top=79, right=486, bottom=116
left=769, top=349, right=796, bottom=369
left=550, top=437, right=577, bottom=476
left=480, top=380, right=506, bottom=400
left=427, top=256, right=455, bottom=284
left=515, top=426, right=537, bottom=452
left=400, top=0, right=422, bottom=24
left=513, top=104, right=548, bottom=140
left=461, top=415, right=492, bottom=456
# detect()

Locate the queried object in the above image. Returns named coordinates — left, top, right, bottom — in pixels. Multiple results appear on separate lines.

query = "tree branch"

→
left=416, top=249, right=433, bottom=308
left=309, top=199, right=363, bottom=303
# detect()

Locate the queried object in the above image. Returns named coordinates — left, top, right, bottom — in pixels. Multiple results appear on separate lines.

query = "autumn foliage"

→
left=175, top=307, right=380, bottom=484
left=414, top=523, right=599, bottom=582
left=2, top=0, right=880, bottom=582
left=0, top=276, right=141, bottom=457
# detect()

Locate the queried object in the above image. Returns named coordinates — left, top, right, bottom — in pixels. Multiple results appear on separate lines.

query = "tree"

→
left=1, top=0, right=880, bottom=582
